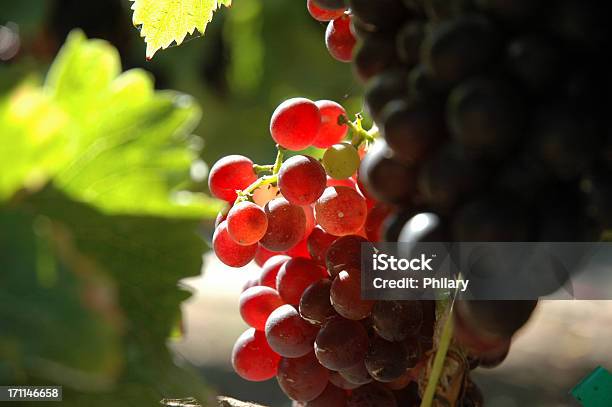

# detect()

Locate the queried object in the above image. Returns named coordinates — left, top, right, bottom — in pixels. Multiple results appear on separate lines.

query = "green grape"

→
left=323, top=142, right=361, bottom=179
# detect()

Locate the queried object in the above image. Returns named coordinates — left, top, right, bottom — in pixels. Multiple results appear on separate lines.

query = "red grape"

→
left=327, top=176, right=357, bottom=189
left=356, top=171, right=377, bottom=209
left=286, top=237, right=311, bottom=258
left=270, top=98, right=321, bottom=151
left=277, top=352, right=330, bottom=402
left=279, top=155, right=327, bottom=205
left=259, top=255, right=291, bottom=288
left=365, top=203, right=393, bottom=242
left=330, top=268, right=374, bottom=320
left=315, top=186, right=367, bottom=236
left=325, top=15, right=356, bottom=63
left=307, top=0, right=346, bottom=22
left=315, top=316, right=369, bottom=370
left=231, top=328, right=280, bottom=382
left=227, top=201, right=268, bottom=245
left=326, top=235, right=369, bottom=277
left=277, top=257, right=328, bottom=305
left=255, top=244, right=280, bottom=267
left=208, top=155, right=257, bottom=202
left=253, top=184, right=280, bottom=207
left=305, top=383, right=348, bottom=406
left=303, top=204, right=316, bottom=236
left=213, top=220, right=257, bottom=267
left=240, top=286, right=284, bottom=331
left=242, top=277, right=260, bottom=293
left=260, top=198, right=307, bottom=252
left=299, top=279, right=336, bottom=325
left=307, top=226, right=338, bottom=266
left=265, top=304, right=319, bottom=358
left=313, top=100, right=349, bottom=148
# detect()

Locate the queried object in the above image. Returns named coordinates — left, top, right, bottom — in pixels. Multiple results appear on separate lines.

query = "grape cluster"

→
left=306, top=0, right=610, bottom=404
left=210, top=0, right=611, bottom=405
left=209, top=96, right=441, bottom=405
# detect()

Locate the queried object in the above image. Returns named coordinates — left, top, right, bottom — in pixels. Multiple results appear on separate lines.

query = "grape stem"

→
left=339, top=114, right=379, bottom=148
left=419, top=297, right=456, bottom=407
left=253, top=164, right=273, bottom=174
left=236, top=146, right=285, bottom=203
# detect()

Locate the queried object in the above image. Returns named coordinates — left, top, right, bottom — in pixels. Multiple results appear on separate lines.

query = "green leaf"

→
left=0, top=84, right=71, bottom=201
left=130, top=0, right=232, bottom=59
left=0, top=206, right=123, bottom=388
left=1, top=185, right=210, bottom=405
left=0, top=31, right=222, bottom=218
left=49, top=31, right=221, bottom=218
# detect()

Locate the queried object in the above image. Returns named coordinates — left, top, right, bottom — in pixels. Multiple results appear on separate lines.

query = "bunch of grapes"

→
left=209, top=0, right=611, bottom=405
left=209, top=96, right=448, bottom=406
left=304, top=0, right=610, bottom=404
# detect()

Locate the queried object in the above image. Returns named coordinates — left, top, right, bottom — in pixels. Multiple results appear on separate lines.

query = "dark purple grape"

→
left=364, top=71, right=409, bottom=121
left=537, top=181, right=599, bottom=242
left=299, top=279, right=337, bottom=325
left=372, top=300, right=423, bottom=342
left=354, top=34, right=400, bottom=82
left=348, top=0, right=411, bottom=30
left=329, top=371, right=361, bottom=390
left=364, top=335, right=411, bottom=382
left=381, top=99, right=445, bottom=165
left=408, top=64, right=446, bottom=103
left=547, top=0, right=606, bottom=47
left=506, top=36, right=562, bottom=93
left=339, top=361, right=373, bottom=385
left=382, top=209, right=417, bottom=242
left=347, top=383, right=398, bottom=407
left=393, top=381, right=421, bottom=406
left=533, top=105, right=599, bottom=180
left=418, top=145, right=488, bottom=212
left=447, top=78, right=526, bottom=158
left=403, top=336, right=422, bottom=367
left=456, top=299, right=537, bottom=339
left=265, top=304, right=319, bottom=358
left=325, top=235, right=369, bottom=277
left=396, top=22, right=425, bottom=67
left=305, top=383, right=348, bottom=407
left=424, top=0, right=473, bottom=21
left=452, top=197, right=531, bottom=242
left=422, top=15, right=500, bottom=86
left=496, top=154, right=553, bottom=205
left=359, top=141, right=417, bottom=205
left=277, top=352, right=330, bottom=402
left=475, top=0, right=542, bottom=23
left=315, top=316, right=369, bottom=370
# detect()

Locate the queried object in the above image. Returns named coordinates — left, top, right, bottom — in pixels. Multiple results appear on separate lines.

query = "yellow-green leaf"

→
left=131, top=0, right=232, bottom=59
